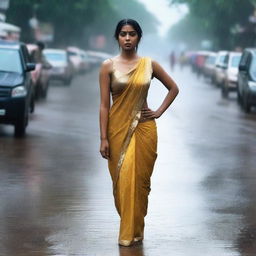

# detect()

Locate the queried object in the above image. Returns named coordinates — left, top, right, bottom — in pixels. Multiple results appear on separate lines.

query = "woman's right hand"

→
left=100, top=139, right=110, bottom=159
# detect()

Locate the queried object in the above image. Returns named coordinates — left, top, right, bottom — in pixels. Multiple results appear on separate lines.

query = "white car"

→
left=43, top=49, right=73, bottom=85
left=67, top=47, right=87, bottom=74
left=221, top=52, right=242, bottom=98
left=213, top=51, right=228, bottom=86
left=85, top=50, right=113, bottom=67
left=203, top=52, right=217, bottom=79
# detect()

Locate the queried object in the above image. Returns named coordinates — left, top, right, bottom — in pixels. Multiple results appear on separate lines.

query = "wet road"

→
left=1, top=62, right=256, bottom=256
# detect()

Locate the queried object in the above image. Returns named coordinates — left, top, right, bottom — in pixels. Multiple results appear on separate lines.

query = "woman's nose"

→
left=125, top=34, right=130, bottom=40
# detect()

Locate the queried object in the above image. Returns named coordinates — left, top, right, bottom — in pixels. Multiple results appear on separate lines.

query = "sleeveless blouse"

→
left=110, top=69, right=130, bottom=97
left=109, top=58, right=153, bottom=99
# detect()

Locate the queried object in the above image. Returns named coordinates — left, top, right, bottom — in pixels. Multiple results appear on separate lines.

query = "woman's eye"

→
left=129, top=32, right=137, bottom=37
left=119, top=32, right=126, bottom=37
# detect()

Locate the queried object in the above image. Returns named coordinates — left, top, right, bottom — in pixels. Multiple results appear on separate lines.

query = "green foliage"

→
left=6, top=0, right=157, bottom=51
left=111, top=0, right=159, bottom=35
left=168, top=0, right=255, bottom=49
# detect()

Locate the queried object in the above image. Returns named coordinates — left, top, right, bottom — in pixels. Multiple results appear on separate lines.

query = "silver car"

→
left=213, top=51, right=228, bottom=86
left=43, top=49, right=73, bottom=85
left=203, top=52, right=217, bottom=79
left=221, top=52, right=242, bottom=98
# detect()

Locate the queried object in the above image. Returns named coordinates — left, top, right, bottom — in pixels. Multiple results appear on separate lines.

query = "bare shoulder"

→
left=101, top=58, right=113, bottom=72
left=151, top=59, right=162, bottom=70
left=151, top=59, right=166, bottom=78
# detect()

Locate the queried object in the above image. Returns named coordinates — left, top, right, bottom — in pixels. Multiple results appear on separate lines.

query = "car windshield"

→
left=217, top=54, right=226, bottom=65
left=208, top=56, right=216, bottom=65
left=250, top=56, right=256, bottom=81
left=44, top=52, right=66, bottom=62
left=231, top=55, right=241, bottom=68
left=0, top=49, right=22, bottom=73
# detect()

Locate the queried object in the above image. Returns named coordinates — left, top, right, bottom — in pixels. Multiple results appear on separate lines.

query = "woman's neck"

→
left=120, top=50, right=138, bottom=60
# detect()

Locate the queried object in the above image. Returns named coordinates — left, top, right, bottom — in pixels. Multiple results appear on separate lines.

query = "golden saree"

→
left=108, top=57, right=158, bottom=245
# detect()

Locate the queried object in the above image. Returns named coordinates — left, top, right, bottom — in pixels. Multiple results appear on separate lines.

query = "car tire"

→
left=30, top=95, right=35, bottom=113
left=34, top=84, right=41, bottom=100
left=216, top=79, right=220, bottom=88
left=41, top=82, right=49, bottom=99
left=14, top=111, right=28, bottom=137
left=237, top=89, right=242, bottom=105
left=242, top=95, right=251, bottom=113
left=64, top=77, right=72, bottom=86
left=211, top=76, right=215, bottom=84
left=221, top=82, right=228, bottom=98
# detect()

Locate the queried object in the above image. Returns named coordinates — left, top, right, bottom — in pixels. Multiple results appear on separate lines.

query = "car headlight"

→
left=248, top=81, right=256, bottom=88
left=12, top=86, right=27, bottom=97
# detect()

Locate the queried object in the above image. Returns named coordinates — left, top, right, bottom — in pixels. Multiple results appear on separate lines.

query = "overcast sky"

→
left=137, top=0, right=188, bottom=36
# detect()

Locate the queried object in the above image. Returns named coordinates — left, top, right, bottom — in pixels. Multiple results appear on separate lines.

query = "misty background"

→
left=4, top=0, right=256, bottom=55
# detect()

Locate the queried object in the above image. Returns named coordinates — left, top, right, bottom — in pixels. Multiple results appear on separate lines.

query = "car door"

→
left=244, top=53, right=253, bottom=95
left=222, top=54, right=229, bottom=84
left=239, top=51, right=250, bottom=96
left=20, top=45, right=32, bottom=99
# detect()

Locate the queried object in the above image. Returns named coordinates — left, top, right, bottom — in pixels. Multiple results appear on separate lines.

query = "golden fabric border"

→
left=108, top=57, right=152, bottom=194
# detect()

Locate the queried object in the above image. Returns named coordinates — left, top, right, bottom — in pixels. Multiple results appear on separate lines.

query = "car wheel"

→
left=14, top=111, right=28, bottom=137
left=30, top=95, right=35, bottom=113
left=64, top=77, right=71, bottom=86
left=237, top=89, right=242, bottom=105
left=41, top=82, right=49, bottom=99
left=242, top=95, right=251, bottom=113
left=35, top=84, right=42, bottom=100
left=221, top=82, right=228, bottom=98
left=216, top=79, right=220, bottom=88
left=211, top=76, right=215, bottom=84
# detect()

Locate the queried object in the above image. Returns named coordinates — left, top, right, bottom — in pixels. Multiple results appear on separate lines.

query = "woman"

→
left=99, top=19, right=179, bottom=246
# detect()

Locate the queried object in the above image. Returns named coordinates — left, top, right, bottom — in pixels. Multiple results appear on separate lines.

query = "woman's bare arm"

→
left=142, top=60, right=179, bottom=119
left=99, top=59, right=111, bottom=159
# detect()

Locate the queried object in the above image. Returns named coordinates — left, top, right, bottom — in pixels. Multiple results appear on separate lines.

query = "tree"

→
left=6, top=0, right=158, bottom=51
left=168, top=0, right=254, bottom=49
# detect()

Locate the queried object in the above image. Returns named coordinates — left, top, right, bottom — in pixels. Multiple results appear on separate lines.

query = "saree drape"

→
left=108, top=57, right=157, bottom=245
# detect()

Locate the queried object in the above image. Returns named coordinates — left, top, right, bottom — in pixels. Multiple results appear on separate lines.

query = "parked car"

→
left=203, top=52, right=217, bottom=79
left=0, top=40, right=35, bottom=136
left=221, top=52, right=242, bottom=97
left=85, top=50, right=113, bottom=67
left=27, top=44, right=51, bottom=99
left=43, top=49, right=73, bottom=85
left=67, top=46, right=87, bottom=74
left=80, top=50, right=91, bottom=71
left=238, top=48, right=256, bottom=113
left=191, top=51, right=210, bottom=77
left=213, top=51, right=228, bottom=86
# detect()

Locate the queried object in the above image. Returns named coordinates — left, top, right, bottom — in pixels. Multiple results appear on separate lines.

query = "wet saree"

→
left=108, top=57, right=158, bottom=245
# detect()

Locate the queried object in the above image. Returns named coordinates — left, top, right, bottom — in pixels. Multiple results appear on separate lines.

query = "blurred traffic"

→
left=1, top=0, right=256, bottom=137
left=171, top=47, right=256, bottom=113
left=0, top=0, right=112, bottom=137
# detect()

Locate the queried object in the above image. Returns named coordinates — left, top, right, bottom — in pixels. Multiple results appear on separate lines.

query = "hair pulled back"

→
left=114, top=19, right=143, bottom=43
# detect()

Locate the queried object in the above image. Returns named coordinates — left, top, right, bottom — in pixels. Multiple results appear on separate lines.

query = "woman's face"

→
left=118, top=25, right=139, bottom=51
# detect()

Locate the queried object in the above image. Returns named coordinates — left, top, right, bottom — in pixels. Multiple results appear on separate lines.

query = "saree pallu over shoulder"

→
left=107, top=57, right=157, bottom=244
left=108, top=57, right=153, bottom=193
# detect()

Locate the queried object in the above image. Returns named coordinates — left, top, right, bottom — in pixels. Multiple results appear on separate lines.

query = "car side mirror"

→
left=239, top=64, right=247, bottom=71
left=26, top=63, right=36, bottom=72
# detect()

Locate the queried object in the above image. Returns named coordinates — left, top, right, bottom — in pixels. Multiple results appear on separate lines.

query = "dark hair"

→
left=114, top=19, right=143, bottom=43
left=36, top=41, right=45, bottom=50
